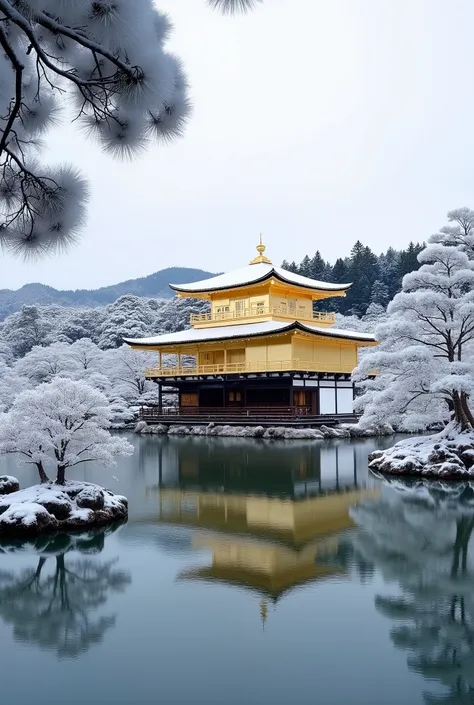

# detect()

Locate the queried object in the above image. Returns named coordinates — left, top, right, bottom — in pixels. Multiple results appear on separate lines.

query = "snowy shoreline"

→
left=0, top=479, right=128, bottom=537
left=133, top=421, right=396, bottom=440
left=368, top=427, right=474, bottom=479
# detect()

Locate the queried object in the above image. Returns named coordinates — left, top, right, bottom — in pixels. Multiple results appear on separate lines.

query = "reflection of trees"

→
left=0, top=529, right=131, bottom=658
left=351, top=481, right=474, bottom=705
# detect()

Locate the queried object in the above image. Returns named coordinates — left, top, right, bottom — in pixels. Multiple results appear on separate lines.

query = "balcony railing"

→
left=190, top=307, right=335, bottom=325
left=145, top=359, right=355, bottom=378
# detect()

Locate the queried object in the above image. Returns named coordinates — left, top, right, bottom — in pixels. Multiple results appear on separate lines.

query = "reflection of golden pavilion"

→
left=154, top=486, right=379, bottom=600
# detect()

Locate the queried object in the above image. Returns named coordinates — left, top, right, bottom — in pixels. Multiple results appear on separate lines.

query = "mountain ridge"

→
left=0, top=267, right=216, bottom=319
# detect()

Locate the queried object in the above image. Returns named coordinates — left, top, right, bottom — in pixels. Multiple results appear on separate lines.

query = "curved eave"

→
left=170, top=268, right=352, bottom=296
left=123, top=322, right=377, bottom=349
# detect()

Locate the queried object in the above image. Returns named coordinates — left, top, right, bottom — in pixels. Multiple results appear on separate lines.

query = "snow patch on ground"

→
left=0, top=481, right=128, bottom=537
left=368, top=425, right=474, bottom=478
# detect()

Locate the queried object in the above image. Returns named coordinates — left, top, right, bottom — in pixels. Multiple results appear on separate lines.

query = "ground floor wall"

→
left=155, top=376, right=354, bottom=415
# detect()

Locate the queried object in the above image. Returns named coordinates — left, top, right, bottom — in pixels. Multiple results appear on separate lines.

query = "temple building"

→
left=125, top=239, right=377, bottom=420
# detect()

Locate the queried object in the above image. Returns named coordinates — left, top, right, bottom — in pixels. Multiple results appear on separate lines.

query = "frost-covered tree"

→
left=355, top=244, right=474, bottom=431
left=0, top=377, right=133, bottom=483
left=104, top=345, right=156, bottom=403
left=369, top=279, right=389, bottom=308
left=14, top=340, right=78, bottom=383
left=0, top=340, right=12, bottom=364
left=0, top=304, right=51, bottom=356
left=68, top=337, right=102, bottom=370
left=98, top=295, right=165, bottom=349
left=0, top=359, right=28, bottom=411
left=0, top=0, right=192, bottom=258
left=430, top=207, right=474, bottom=259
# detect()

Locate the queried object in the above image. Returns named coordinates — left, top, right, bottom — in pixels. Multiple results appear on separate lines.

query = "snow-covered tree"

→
left=98, top=295, right=165, bottom=349
left=0, top=377, right=133, bottom=484
left=0, top=360, right=29, bottom=411
left=0, top=0, right=192, bottom=258
left=0, top=305, right=51, bottom=356
left=369, top=279, right=389, bottom=308
left=104, top=345, right=156, bottom=404
left=0, top=340, right=13, bottom=365
left=14, top=340, right=78, bottom=383
left=430, top=207, right=474, bottom=259
left=68, top=337, right=103, bottom=371
left=355, top=243, right=474, bottom=431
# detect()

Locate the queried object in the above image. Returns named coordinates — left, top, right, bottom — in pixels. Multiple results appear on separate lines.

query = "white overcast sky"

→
left=1, top=0, right=474, bottom=291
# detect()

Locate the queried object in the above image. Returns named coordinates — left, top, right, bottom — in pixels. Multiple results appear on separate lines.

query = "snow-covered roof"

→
left=124, top=320, right=376, bottom=348
left=170, top=262, right=351, bottom=294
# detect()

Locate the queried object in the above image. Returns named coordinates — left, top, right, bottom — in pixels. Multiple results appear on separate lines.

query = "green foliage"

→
left=281, top=241, right=425, bottom=316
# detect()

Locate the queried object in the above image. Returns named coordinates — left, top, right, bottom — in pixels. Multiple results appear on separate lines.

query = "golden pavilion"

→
left=125, top=239, right=377, bottom=420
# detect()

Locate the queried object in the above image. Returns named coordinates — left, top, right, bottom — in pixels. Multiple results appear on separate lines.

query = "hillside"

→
left=0, top=267, right=216, bottom=320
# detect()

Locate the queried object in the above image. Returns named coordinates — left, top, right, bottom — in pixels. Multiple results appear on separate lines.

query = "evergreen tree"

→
left=299, top=255, right=312, bottom=277
left=370, top=280, right=389, bottom=308
left=309, top=251, right=327, bottom=281
left=397, top=242, right=424, bottom=283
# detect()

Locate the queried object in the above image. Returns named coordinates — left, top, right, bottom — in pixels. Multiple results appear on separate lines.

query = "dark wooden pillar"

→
left=158, top=382, right=163, bottom=413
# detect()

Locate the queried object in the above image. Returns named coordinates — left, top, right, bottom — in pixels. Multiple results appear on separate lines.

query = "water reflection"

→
left=136, top=438, right=381, bottom=602
left=351, top=479, right=474, bottom=705
left=0, top=526, right=131, bottom=658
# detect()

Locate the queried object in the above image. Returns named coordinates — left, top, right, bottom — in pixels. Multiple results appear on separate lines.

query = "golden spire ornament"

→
left=250, top=234, right=272, bottom=265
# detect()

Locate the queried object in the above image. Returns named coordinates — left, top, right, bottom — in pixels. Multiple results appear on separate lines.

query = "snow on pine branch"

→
left=207, top=0, right=262, bottom=13
left=0, top=0, right=191, bottom=258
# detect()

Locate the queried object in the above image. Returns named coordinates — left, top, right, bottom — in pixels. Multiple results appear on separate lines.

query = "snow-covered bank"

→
left=368, top=426, right=474, bottom=478
left=134, top=421, right=395, bottom=440
left=0, top=481, right=128, bottom=537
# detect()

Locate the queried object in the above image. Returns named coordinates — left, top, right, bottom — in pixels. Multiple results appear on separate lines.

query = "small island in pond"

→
left=0, top=478, right=128, bottom=537
left=0, top=377, right=133, bottom=537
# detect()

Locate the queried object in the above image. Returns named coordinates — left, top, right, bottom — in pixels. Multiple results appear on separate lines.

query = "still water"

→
left=0, top=434, right=471, bottom=705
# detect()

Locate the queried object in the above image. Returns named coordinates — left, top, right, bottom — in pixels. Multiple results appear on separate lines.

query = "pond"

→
left=0, top=433, right=472, bottom=705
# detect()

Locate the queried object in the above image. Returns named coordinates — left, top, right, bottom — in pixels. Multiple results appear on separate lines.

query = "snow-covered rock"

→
left=150, top=424, right=168, bottom=435
left=0, top=475, right=20, bottom=495
left=0, top=482, right=128, bottom=537
left=133, top=420, right=395, bottom=440
left=168, top=425, right=192, bottom=436
left=134, top=420, right=149, bottom=434
left=369, top=425, right=474, bottom=479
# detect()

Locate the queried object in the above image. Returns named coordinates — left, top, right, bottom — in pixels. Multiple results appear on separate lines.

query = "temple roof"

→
left=124, top=320, right=376, bottom=347
left=169, top=262, right=351, bottom=295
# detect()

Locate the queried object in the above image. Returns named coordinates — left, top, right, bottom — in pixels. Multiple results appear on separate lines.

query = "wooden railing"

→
left=145, top=359, right=355, bottom=378
left=190, top=308, right=335, bottom=325
left=140, top=405, right=313, bottom=418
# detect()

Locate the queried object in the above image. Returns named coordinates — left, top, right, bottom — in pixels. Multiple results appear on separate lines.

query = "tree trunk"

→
left=56, top=465, right=66, bottom=485
left=36, top=462, right=49, bottom=484
left=461, top=393, right=474, bottom=428
left=452, top=392, right=471, bottom=431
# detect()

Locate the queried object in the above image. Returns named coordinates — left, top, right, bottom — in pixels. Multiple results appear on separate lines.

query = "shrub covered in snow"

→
left=0, top=481, right=128, bottom=537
